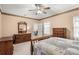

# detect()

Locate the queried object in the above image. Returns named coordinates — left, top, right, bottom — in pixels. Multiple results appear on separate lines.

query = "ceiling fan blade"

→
left=28, top=9, right=37, bottom=11
left=35, top=4, right=42, bottom=7
left=35, top=13, right=38, bottom=15
left=43, top=11, right=47, bottom=14
left=44, top=7, right=50, bottom=9
left=28, top=10, right=35, bottom=11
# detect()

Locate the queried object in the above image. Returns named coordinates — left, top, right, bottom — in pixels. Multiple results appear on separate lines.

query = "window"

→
left=73, top=16, right=79, bottom=40
left=32, top=22, right=51, bottom=36
left=33, top=23, right=38, bottom=31
left=32, top=23, right=39, bottom=35
left=44, top=22, right=51, bottom=35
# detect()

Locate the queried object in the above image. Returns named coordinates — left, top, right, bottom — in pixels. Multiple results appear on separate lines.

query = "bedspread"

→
left=33, top=37, right=79, bottom=55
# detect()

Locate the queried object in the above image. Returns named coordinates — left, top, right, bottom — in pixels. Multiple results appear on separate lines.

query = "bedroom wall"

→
left=0, top=12, right=2, bottom=38
left=41, top=9, right=79, bottom=39
left=2, top=14, right=39, bottom=37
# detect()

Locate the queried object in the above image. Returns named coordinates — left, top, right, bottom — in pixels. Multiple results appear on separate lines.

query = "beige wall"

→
left=0, top=12, right=2, bottom=38
left=1, top=9, right=79, bottom=38
left=2, top=14, right=39, bottom=37
left=41, top=9, right=79, bottom=39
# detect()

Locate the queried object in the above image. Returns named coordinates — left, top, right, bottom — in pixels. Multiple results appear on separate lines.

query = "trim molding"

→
left=1, top=12, right=41, bottom=20
left=40, top=7, right=79, bottom=20
left=1, top=7, right=79, bottom=20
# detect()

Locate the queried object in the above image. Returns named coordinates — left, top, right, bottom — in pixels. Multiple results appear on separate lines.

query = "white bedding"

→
left=33, top=37, right=79, bottom=55
left=13, top=42, right=31, bottom=55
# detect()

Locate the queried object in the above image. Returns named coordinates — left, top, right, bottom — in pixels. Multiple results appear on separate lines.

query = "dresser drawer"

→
left=13, top=33, right=31, bottom=44
left=0, top=37, right=13, bottom=55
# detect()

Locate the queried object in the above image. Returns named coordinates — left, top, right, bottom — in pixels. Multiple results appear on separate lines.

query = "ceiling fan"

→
left=28, top=4, right=50, bottom=15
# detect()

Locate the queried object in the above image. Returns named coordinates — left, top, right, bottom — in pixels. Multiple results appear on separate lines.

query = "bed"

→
left=33, top=37, right=79, bottom=55
left=32, top=28, right=79, bottom=55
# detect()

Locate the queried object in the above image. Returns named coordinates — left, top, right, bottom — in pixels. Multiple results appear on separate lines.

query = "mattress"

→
left=33, top=37, right=79, bottom=55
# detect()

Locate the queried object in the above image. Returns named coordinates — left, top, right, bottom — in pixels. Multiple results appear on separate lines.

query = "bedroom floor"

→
left=13, top=42, right=31, bottom=55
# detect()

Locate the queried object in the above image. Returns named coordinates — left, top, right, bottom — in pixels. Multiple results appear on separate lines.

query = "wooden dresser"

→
left=53, top=28, right=67, bottom=38
left=13, top=33, right=31, bottom=44
left=0, top=37, right=13, bottom=55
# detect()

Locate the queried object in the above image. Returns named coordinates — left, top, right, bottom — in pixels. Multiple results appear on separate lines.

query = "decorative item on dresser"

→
left=18, top=21, right=27, bottom=33
left=0, top=37, right=13, bottom=55
left=53, top=28, right=67, bottom=38
left=13, top=33, right=31, bottom=44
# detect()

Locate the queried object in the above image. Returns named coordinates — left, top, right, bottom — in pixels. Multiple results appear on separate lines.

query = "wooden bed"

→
left=53, top=28, right=67, bottom=38
left=31, top=28, right=67, bottom=55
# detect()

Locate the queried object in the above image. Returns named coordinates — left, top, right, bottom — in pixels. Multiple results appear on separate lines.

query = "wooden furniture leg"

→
left=31, top=40, right=33, bottom=55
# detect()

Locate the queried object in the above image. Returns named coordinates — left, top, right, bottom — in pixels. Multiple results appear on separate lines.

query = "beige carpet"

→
left=13, top=42, right=31, bottom=55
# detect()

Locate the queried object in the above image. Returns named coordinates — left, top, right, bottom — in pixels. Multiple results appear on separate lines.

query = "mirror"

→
left=18, top=21, right=27, bottom=33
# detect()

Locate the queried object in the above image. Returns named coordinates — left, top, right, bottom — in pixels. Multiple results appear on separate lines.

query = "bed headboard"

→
left=52, top=28, right=67, bottom=38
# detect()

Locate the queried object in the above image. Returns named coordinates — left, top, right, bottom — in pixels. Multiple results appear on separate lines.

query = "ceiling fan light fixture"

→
left=29, top=4, right=50, bottom=15
left=37, top=10, right=42, bottom=14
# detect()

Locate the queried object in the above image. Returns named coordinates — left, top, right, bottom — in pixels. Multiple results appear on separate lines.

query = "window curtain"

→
left=73, top=16, right=79, bottom=40
left=43, top=22, right=51, bottom=35
left=32, top=22, right=51, bottom=36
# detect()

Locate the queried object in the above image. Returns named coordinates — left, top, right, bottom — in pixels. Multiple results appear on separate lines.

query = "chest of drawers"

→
left=0, top=37, right=13, bottom=55
left=13, top=33, right=31, bottom=44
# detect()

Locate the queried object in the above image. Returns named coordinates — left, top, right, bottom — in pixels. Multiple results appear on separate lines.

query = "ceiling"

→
left=0, top=4, right=79, bottom=20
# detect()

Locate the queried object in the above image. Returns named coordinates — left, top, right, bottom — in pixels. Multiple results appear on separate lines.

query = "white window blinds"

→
left=44, top=22, right=51, bottom=35
left=73, top=16, right=79, bottom=40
